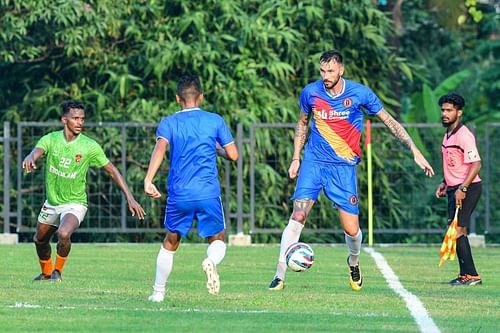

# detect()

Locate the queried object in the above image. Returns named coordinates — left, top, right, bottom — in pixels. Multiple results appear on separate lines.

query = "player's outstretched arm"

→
left=216, top=142, right=238, bottom=161
left=144, top=139, right=168, bottom=199
left=22, top=148, right=45, bottom=173
left=103, top=162, right=145, bottom=220
left=376, top=109, right=435, bottom=177
left=289, top=111, right=309, bottom=179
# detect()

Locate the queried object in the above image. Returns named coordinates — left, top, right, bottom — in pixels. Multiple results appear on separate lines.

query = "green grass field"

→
left=0, top=244, right=498, bottom=333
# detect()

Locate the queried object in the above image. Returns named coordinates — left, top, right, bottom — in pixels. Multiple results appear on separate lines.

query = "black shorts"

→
left=446, top=182, right=482, bottom=227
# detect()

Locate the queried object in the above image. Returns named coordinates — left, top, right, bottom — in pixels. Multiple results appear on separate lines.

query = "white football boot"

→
left=148, top=290, right=165, bottom=302
left=202, top=258, right=220, bottom=295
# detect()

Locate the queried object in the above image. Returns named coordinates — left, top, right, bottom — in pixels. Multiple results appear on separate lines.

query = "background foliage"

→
left=1, top=0, right=498, bottom=242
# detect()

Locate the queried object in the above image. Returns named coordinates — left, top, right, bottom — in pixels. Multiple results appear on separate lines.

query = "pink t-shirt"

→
left=442, top=123, right=481, bottom=187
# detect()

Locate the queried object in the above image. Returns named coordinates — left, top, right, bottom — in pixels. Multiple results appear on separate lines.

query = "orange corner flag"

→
left=438, top=206, right=460, bottom=267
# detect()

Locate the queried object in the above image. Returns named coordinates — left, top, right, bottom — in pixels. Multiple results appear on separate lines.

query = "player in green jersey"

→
left=22, top=100, right=145, bottom=282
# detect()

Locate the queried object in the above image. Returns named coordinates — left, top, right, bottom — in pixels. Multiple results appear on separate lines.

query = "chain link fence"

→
left=1, top=121, right=499, bottom=243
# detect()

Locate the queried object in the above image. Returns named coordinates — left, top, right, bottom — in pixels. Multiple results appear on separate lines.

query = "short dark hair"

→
left=176, top=75, right=202, bottom=102
left=320, top=50, right=343, bottom=64
left=438, top=93, right=465, bottom=110
left=60, top=100, right=85, bottom=116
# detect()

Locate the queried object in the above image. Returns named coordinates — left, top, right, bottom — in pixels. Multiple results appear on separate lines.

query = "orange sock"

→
left=54, top=254, right=67, bottom=273
left=39, top=258, right=53, bottom=276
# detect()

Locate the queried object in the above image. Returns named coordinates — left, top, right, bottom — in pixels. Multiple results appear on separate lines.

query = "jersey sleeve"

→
left=156, top=118, right=170, bottom=143
left=460, top=130, right=481, bottom=163
left=34, top=133, right=51, bottom=154
left=361, top=86, right=384, bottom=116
left=90, top=142, right=110, bottom=168
left=217, top=116, right=234, bottom=146
left=299, top=87, right=312, bottom=115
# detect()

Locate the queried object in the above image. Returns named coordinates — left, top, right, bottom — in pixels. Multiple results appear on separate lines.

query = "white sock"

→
left=275, top=219, right=304, bottom=280
left=152, top=246, right=175, bottom=293
left=207, top=239, right=226, bottom=265
left=345, top=229, right=362, bottom=266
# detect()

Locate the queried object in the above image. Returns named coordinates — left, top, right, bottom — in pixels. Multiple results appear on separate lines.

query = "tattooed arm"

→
left=377, top=109, right=415, bottom=150
left=377, top=109, right=435, bottom=177
left=289, top=111, right=309, bottom=179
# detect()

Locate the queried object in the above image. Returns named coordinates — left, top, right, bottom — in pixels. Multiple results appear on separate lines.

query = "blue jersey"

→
left=299, top=79, right=383, bottom=165
left=156, top=107, right=234, bottom=201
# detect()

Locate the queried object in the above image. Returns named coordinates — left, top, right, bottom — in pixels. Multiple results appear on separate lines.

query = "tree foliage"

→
left=1, top=0, right=496, bottom=241
left=0, top=0, right=408, bottom=123
left=394, top=0, right=499, bottom=123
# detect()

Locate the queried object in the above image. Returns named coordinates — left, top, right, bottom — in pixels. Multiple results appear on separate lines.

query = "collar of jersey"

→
left=60, top=130, right=81, bottom=144
left=177, top=107, right=201, bottom=113
left=323, top=78, right=345, bottom=99
left=446, top=122, right=463, bottom=138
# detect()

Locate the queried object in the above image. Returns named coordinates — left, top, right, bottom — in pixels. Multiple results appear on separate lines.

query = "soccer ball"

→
left=285, top=242, right=315, bottom=272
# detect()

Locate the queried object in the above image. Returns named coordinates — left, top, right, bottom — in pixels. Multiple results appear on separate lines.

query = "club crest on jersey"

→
left=349, top=195, right=358, bottom=205
left=343, top=98, right=353, bottom=107
left=467, top=150, right=477, bottom=160
left=75, top=154, right=82, bottom=163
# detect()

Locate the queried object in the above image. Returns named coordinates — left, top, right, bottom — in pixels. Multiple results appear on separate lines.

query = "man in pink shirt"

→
left=435, top=93, right=482, bottom=286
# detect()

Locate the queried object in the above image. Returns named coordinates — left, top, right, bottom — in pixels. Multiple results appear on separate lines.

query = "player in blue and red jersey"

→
left=269, top=50, right=435, bottom=291
left=144, top=75, right=238, bottom=302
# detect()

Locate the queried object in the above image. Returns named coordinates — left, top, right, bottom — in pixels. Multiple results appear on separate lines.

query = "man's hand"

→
left=127, top=198, right=146, bottom=220
left=455, top=188, right=466, bottom=208
left=22, top=155, right=37, bottom=173
left=288, top=159, right=300, bottom=179
left=435, top=182, right=447, bottom=198
left=22, top=148, right=45, bottom=173
left=144, top=181, right=162, bottom=199
left=412, top=148, right=435, bottom=177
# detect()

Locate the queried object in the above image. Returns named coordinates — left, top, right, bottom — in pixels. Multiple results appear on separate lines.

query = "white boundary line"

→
left=6, top=303, right=269, bottom=313
left=364, top=247, right=441, bottom=333
left=6, top=302, right=391, bottom=318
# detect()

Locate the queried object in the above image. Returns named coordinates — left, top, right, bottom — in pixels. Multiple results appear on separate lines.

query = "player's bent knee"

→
left=344, top=228, right=360, bottom=237
left=33, top=235, right=45, bottom=245
left=291, top=212, right=306, bottom=223
left=57, top=230, right=72, bottom=242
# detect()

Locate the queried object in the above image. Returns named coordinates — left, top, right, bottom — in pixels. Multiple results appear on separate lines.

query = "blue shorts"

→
left=292, top=160, right=359, bottom=215
left=164, top=197, right=226, bottom=238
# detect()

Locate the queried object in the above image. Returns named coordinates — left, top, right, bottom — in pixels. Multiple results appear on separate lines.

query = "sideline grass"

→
left=0, top=244, right=498, bottom=332
left=376, top=246, right=500, bottom=333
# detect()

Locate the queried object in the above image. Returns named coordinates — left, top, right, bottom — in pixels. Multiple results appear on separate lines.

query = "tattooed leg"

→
left=291, top=198, right=315, bottom=224
left=273, top=198, right=315, bottom=281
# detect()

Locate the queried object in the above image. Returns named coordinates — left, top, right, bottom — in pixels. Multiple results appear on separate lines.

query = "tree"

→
left=0, top=0, right=434, bottom=241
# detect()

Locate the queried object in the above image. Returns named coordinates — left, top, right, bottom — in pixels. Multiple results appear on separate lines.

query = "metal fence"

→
left=242, top=122, right=500, bottom=243
left=1, top=121, right=499, bottom=242
left=1, top=122, right=235, bottom=239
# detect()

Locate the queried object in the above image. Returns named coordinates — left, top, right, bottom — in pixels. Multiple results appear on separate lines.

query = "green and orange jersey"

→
left=35, top=130, right=109, bottom=206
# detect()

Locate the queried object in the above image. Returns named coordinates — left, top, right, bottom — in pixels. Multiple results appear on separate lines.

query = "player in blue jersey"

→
left=268, top=50, right=435, bottom=291
left=144, top=75, right=238, bottom=302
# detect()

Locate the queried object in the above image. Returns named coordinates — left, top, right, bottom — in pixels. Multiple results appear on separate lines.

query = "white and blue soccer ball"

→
left=285, top=242, right=315, bottom=272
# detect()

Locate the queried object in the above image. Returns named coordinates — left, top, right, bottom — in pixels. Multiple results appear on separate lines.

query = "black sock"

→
left=456, top=235, right=478, bottom=276
left=456, top=239, right=465, bottom=276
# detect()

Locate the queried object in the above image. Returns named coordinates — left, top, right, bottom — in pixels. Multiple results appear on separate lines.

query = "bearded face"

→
left=320, top=60, right=344, bottom=91
left=440, top=103, right=461, bottom=128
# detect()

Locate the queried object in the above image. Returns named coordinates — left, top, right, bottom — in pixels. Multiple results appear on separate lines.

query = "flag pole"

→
left=366, top=120, right=373, bottom=246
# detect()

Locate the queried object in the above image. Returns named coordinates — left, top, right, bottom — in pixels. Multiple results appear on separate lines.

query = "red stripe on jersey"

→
left=313, top=98, right=361, bottom=157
